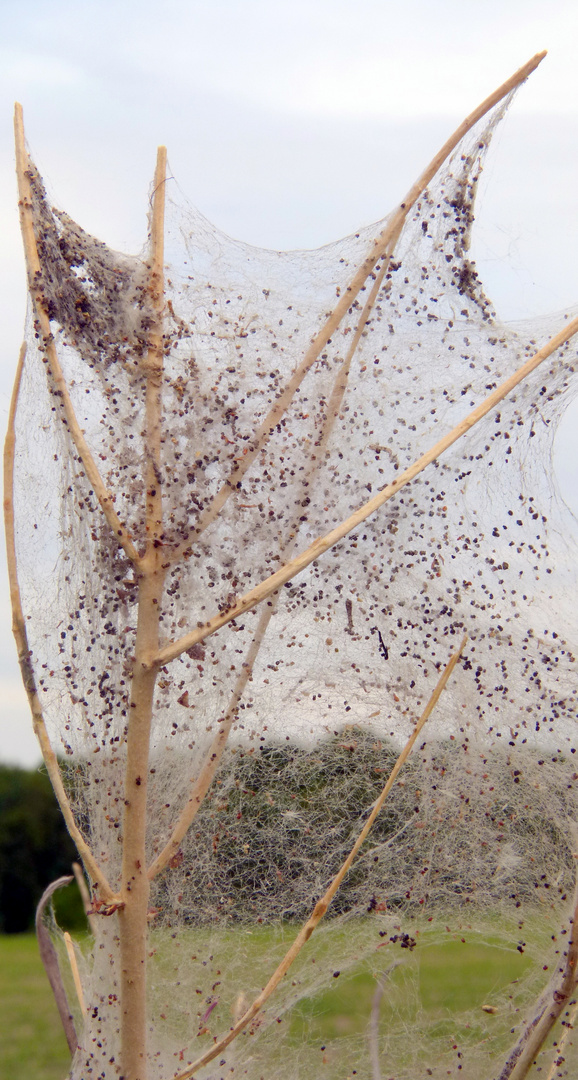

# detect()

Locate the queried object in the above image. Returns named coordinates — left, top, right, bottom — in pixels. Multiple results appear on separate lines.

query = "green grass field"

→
left=2, top=917, right=575, bottom=1080
left=0, top=933, right=71, bottom=1080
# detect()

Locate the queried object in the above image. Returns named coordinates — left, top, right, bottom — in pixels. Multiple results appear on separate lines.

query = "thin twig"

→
left=172, top=636, right=466, bottom=1079
left=35, top=876, right=78, bottom=1054
left=165, top=51, right=545, bottom=569
left=64, top=931, right=86, bottom=1015
left=544, top=996, right=578, bottom=1080
left=154, top=313, right=578, bottom=668
left=496, top=867, right=578, bottom=1080
left=3, top=343, right=117, bottom=904
left=72, top=861, right=98, bottom=935
left=369, top=964, right=400, bottom=1080
left=13, top=104, right=141, bottom=567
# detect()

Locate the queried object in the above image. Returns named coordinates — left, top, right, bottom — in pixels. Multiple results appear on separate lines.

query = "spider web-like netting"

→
left=13, top=92, right=578, bottom=1078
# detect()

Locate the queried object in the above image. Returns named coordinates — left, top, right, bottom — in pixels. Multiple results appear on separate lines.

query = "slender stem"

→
left=64, top=931, right=87, bottom=1015
left=369, top=964, right=399, bottom=1080
left=173, top=636, right=466, bottom=1079
left=13, top=103, right=141, bottom=567
left=496, top=871, right=578, bottom=1080
left=154, top=314, right=578, bottom=669
left=166, top=51, right=544, bottom=568
left=544, top=996, right=578, bottom=1080
left=72, top=861, right=99, bottom=935
left=142, top=146, right=167, bottom=558
left=117, top=146, right=167, bottom=1080
left=35, top=876, right=78, bottom=1054
left=3, top=343, right=116, bottom=903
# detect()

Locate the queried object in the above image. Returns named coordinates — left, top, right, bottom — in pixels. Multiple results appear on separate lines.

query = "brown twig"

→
left=172, top=636, right=467, bottom=1079
left=72, top=861, right=98, bottom=935
left=544, top=996, right=578, bottom=1080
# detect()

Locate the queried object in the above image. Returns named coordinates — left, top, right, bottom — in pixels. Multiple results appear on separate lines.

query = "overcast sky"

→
left=1, top=0, right=578, bottom=766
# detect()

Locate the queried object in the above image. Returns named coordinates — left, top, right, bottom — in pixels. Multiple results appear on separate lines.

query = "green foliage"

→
left=0, top=763, right=82, bottom=933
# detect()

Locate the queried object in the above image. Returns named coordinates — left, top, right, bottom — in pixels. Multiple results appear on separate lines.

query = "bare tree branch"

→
left=496, top=865, right=578, bottom=1080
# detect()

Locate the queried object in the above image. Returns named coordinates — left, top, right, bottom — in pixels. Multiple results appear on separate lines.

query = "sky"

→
left=1, top=0, right=578, bottom=766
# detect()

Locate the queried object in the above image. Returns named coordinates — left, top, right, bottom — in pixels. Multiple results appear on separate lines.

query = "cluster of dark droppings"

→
left=27, top=162, right=152, bottom=373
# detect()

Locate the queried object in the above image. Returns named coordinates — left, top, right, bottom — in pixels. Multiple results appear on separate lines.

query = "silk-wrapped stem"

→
left=117, top=145, right=167, bottom=1080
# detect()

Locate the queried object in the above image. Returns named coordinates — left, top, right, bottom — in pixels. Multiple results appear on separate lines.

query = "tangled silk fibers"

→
left=12, top=89, right=578, bottom=1079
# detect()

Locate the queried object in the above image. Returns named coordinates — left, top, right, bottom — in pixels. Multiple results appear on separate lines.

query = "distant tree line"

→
left=3, top=734, right=574, bottom=934
left=151, top=732, right=576, bottom=926
left=0, top=763, right=80, bottom=933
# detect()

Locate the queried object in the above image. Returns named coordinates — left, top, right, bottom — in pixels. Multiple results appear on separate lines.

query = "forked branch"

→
left=173, top=636, right=467, bottom=1079
left=10, top=50, right=562, bottom=1080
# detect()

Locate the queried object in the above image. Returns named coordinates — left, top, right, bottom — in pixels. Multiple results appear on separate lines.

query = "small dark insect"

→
left=345, top=598, right=354, bottom=634
left=370, top=625, right=389, bottom=661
